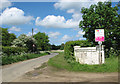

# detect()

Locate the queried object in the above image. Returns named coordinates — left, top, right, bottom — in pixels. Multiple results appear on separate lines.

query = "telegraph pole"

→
left=32, top=28, right=33, bottom=37
left=32, top=28, right=34, bottom=53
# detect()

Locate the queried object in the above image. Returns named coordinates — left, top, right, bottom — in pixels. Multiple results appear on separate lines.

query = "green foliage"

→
left=37, top=47, right=42, bottom=51
left=107, top=48, right=120, bottom=58
left=117, top=1, right=120, bottom=7
left=64, top=40, right=92, bottom=63
left=50, top=43, right=64, bottom=50
left=45, top=51, right=51, bottom=55
left=48, top=52, right=118, bottom=72
left=2, top=53, right=48, bottom=65
left=1, top=27, right=16, bottom=46
left=33, top=32, right=50, bottom=51
left=60, top=43, right=64, bottom=50
left=0, top=28, right=2, bottom=46
left=79, top=2, right=120, bottom=56
left=12, top=34, right=37, bottom=52
left=51, top=44, right=61, bottom=50
left=2, top=46, right=27, bottom=56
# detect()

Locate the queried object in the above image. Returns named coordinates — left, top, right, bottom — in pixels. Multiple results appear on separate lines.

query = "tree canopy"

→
left=33, top=32, right=50, bottom=51
left=1, top=27, right=16, bottom=46
left=11, top=34, right=37, bottom=52
left=79, top=2, right=120, bottom=52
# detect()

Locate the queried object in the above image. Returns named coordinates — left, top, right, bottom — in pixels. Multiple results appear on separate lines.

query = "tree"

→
left=51, top=44, right=61, bottom=50
left=118, top=1, right=120, bottom=7
left=1, top=27, right=16, bottom=46
left=33, top=32, right=50, bottom=51
left=60, top=43, right=64, bottom=50
left=12, top=34, right=37, bottom=52
left=79, top=2, right=120, bottom=55
left=12, top=34, right=28, bottom=47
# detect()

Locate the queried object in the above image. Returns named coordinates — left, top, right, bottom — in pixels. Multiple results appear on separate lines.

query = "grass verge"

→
left=34, top=62, right=47, bottom=70
left=48, top=52, right=118, bottom=72
left=2, top=53, right=48, bottom=65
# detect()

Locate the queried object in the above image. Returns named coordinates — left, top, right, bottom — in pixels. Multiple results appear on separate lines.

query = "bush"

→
left=105, top=48, right=120, bottom=58
left=37, top=47, right=42, bottom=51
left=104, top=44, right=120, bottom=58
left=2, top=46, right=28, bottom=56
left=45, top=51, right=51, bottom=55
left=11, top=34, right=37, bottom=52
left=64, top=40, right=92, bottom=63
left=2, top=53, right=48, bottom=65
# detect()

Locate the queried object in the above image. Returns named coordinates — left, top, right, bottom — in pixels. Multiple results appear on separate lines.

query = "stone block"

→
left=74, top=46, right=105, bottom=65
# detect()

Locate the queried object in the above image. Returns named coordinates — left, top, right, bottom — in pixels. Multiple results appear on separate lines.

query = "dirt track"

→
left=2, top=53, right=58, bottom=82
left=13, top=65, right=118, bottom=82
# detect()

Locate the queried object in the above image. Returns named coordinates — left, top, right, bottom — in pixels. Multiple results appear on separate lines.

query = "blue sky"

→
left=0, top=0, right=119, bottom=45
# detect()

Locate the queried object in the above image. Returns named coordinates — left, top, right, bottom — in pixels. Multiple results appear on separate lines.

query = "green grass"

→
left=48, top=52, right=118, bottom=72
left=34, top=62, right=47, bottom=70
left=2, top=53, right=48, bottom=65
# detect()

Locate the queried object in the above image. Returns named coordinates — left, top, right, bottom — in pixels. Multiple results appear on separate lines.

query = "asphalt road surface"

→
left=2, top=53, right=58, bottom=82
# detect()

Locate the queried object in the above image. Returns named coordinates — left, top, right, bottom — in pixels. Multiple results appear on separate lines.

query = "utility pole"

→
left=32, top=28, right=33, bottom=37
left=32, top=28, right=34, bottom=53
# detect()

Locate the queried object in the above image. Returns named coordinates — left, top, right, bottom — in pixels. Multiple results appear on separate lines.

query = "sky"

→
left=0, top=0, right=119, bottom=45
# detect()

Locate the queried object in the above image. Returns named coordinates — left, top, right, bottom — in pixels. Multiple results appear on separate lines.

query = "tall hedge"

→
left=2, top=53, right=48, bottom=65
left=64, top=40, right=92, bottom=63
left=2, top=46, right=28, bottom=56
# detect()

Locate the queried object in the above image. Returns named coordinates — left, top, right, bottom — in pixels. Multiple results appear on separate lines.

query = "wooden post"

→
left=32, top=28, right=33, bottom=37
left=32, top=28, right=34, bottom=53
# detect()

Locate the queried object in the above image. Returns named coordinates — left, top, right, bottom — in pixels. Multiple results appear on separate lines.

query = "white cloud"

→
left=54, top=0, right=109, bottom=10
left=54, top=0, right=89, bottom=10
left=0, top=7, right=34, bottom=25
left=36, top=0, right=109, bottom=29
left=34, top=28, right=39, bottom=31
left=79, top=38, right=86, bottom=40
left=76, top=30, right=85, bottom=37
left=0, top=0, right=12, bottom=10
left=8, top=31, right=11, bottom=33
left=35, top=15, right=78, bottom=28
left=9, top=26, right=21, bottom=32
left=54, top=0, right=95, bottom=19
left=61, top=35, right=73, bottom=41
left=48, top=32, right=61, bottom=38
left=67, top=9, right=75, bottom=13
left=53, top=0, right=109, bottom=28
left=27, top=32, right=37, bottom=36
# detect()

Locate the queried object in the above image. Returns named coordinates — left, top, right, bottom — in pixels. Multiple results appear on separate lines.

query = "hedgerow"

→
left=64, top=40, right=92, bottom=63
left=2, top=53, right=48, bottom=65
left=2, top=46, right=28, bottom=56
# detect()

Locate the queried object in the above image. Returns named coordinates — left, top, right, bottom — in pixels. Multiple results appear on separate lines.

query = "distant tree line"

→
left=1, top=27, right=64, bottom=52
left=50, top=43, right=64, bottom=50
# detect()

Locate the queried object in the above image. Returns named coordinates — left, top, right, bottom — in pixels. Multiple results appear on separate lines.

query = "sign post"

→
left=33, top=44, right=35, bottom=53
left=98, top=41, right=102, bottom=64
left=95, top=29, right=104, bottom=64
